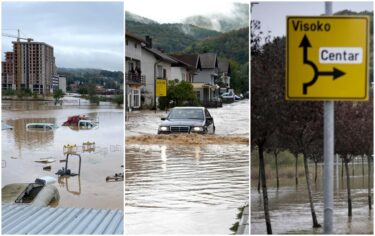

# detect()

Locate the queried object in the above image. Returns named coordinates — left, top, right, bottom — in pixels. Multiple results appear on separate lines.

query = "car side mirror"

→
left=161, top=117, right=166, bottom=121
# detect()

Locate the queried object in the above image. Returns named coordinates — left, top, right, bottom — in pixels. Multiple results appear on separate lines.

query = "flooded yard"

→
left=251, top=163, right=373, bottom=234
left=125, top=100, right=250, bottom=234
left=2, top=98, right=124, bottom=210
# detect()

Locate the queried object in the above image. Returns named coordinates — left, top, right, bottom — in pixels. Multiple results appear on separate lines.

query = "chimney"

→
left=145, top=35, right=152, bottom=48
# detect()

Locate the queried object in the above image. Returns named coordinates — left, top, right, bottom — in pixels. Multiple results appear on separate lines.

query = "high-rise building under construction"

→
left=2, top=41, right=56, bottom=94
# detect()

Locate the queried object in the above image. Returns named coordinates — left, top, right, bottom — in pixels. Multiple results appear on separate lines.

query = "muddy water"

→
left=125, top=144, right=249, bottom=234
left=251, top=163, right=373, bottom=234
left=2, top=99, right=123, bottom=209
left=126, top=99, right=249, bottom=137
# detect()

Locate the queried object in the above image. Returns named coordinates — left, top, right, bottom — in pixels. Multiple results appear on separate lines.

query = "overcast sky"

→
left=2, top=2, right=123, bottom=71
left=125, top=0, right=249, bottom=23
left=252, top=1, right=373, bottom=38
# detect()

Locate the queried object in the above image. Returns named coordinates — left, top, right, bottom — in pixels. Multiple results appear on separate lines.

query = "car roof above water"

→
left=172, top=107, right=205, bottom=110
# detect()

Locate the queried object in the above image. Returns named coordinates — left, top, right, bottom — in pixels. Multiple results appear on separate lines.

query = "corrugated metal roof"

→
left=2, top=204, right=123, bottom=234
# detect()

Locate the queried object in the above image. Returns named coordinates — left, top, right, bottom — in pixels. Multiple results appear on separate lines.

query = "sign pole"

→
left=323, top=2, right=334, bottom=234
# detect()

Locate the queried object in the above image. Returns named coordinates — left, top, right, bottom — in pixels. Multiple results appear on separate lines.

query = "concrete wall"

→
left=194, top=69, right=215, bottom=84
left=126, top=38, right=142, bottom=61
left=171, top=67, right=187, bottom=82
left=141, top=48, right=172, bottom=107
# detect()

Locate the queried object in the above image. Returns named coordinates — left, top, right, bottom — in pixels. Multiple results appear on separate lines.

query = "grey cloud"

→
left=2, top=2, right=124, bottom=71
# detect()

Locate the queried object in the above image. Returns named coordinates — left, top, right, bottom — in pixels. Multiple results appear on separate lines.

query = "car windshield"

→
left=168, top=109, right=204, bottom=120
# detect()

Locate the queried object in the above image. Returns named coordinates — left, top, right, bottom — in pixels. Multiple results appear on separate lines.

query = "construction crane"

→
left=2, top=29, right=33, bottom=90
left=2, top=29, right=33, bottom=42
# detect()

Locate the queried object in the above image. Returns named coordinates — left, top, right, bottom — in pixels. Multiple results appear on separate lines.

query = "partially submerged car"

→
left=26, top=123, right=58, bottom=130
left=158, top=107, right=215, bottom=134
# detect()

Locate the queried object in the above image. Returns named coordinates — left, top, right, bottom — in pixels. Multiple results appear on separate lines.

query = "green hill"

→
left=184, top=27, right=249, bottom=64
left=126, top=13, right=221, bottom=53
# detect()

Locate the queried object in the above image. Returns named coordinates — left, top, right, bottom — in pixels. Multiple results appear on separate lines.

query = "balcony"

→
left=126, top=73, right=145, bottom=85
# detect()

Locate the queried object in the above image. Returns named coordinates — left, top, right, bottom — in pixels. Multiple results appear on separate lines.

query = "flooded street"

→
left=2, top=98, right=123, bottom=210
left=251, top=163, right=373, bottom=234
left=125, top=100, right=249, bottom=234
left=126, top=100, right=249, bottom=137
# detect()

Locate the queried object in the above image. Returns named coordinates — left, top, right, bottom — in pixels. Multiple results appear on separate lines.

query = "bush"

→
left=158, top=80, right=199, bottom=110
left=113, top=94, right=124, bottom=105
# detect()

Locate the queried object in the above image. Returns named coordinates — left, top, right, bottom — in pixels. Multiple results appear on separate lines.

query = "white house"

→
left=125, top=33, right=145, bottom=110
left=218, top=59, right=231, bottom=94
left=126, top=33, right=176, bottom=109
left=192, top=53, right=219, bottom=103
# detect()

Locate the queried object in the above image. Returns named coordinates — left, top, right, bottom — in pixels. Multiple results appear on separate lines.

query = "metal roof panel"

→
left=2, top=204, right=123, bottom=235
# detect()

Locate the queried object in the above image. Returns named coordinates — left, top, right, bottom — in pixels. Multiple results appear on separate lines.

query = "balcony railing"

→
left=126, top=73, right=145, bottom=85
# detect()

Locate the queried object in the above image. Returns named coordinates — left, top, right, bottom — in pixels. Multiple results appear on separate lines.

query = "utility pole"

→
left=323, top=2, right=334, bottom=234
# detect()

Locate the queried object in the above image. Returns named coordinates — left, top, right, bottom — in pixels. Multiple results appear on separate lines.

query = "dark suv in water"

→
left=158, top=107, right=215, bottom=134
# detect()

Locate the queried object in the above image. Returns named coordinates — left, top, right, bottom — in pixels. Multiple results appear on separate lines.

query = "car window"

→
left=169, top=109, right=204, bottom=120
left=205, top=109, right=212, bottom=118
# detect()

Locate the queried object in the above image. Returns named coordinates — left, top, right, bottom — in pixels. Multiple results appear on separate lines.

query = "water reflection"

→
left=58, top=176, right=81, bottom=195
left=125, top=144, right=249, bottom=234
left=2, top=99, right=123, bottom=210
left=251, top=163, right=373, bottom=234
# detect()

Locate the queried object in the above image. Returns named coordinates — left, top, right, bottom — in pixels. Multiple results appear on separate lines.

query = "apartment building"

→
left=2, top=41, right=56, bottom=94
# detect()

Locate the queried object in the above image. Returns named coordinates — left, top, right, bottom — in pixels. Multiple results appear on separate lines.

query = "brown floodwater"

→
left=2, top=98, right=124, bottom=210
left=251, top=163, right=373, bottom=234
left=125, top=100, right=250, bottom=234
left=125, top=99, right=250, bottom=137
left=125, top=144, right=249, bottom=234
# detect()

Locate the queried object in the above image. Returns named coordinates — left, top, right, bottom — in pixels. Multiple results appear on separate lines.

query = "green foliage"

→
left=158, top=80, right=199, bottom=110
left=184, top=27, right=249, bottom=64
left=16, top=88, right=32, bottom=98
left=126, top=20, right=221, bottom=53
left=2, top=89, right=15, bottom=96
left=53, top=89, right=64, bottom=101
left=57, top=68, right=123, bottom=92
left=113, top=94, right=124, bottom=105
left=78, top=87, right=88, bottom=95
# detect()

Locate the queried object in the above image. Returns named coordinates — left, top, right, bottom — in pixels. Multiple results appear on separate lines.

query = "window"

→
left=196, top=91, right=200, bottom=100
left=163, top=69, right=167, bottom=79
left=132, top=89, right=140, bottom=108
left=181, top=72, right=186, bottom=81
left=157, top=65, right=163, bottom=78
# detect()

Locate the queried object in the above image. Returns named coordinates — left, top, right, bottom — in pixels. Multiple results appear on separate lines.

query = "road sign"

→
left=286, top=16, right=369, bottom=100
left=156, top=79, right=167, bottom=97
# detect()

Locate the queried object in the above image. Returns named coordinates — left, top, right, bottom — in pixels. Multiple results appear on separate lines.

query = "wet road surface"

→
left=125, top=144, right=249, bottom=234
left=125, top=100, right=249, bottom=234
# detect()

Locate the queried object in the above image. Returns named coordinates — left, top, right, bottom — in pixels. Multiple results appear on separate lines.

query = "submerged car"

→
left=158, top=107, right=215, bottom=134
left=26, top=123, right=58, bottom=130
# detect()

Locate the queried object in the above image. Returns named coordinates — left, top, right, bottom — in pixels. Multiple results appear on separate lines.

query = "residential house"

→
left=169, top=54, right=199, bottom=83
left=193, top=53, right=220, bottom=103
left=125, top=33, right=176, bottom=109
left=141, top=43, right=176, bottom=108
left=125, top=33, right=146, bottom=110
left=218, top=59, right=231, bottom=94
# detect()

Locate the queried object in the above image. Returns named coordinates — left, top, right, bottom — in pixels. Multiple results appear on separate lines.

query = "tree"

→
left=251, top=34, right=284, bottom=235
left=336, top=97, right=373, bottom=215
left=113, top=94, right=124, bottom=105
left=53, top=89, right=65, bottom=105
left=158, top=80, right=199, bottom=110
left=281, top=101, right=323, bottom=228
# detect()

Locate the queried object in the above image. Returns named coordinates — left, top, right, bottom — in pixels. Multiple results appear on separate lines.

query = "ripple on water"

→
left=125, top=144, right=249, bottom=234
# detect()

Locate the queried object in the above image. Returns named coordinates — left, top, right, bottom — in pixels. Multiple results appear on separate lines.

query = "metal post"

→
left=323, top=4, right=334, bottom=234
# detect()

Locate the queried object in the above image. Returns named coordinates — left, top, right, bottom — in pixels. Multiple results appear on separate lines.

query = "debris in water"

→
left=106, top=173, right=124, bottom=182
left=43, top=166, right=51, bottom=171
left=35, top=158, right=56, bottom=164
